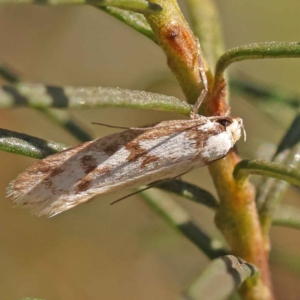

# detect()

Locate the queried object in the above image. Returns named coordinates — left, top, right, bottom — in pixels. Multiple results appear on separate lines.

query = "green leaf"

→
left=0, top=128, right=67, bottom=159
left=214, top=42, right=300, bottom=97
left=98, top=6, right=156, bottom=42
left=141, top=189, right=227, bottom=259
left=216, top=42, right=300, bottom=81
left=0, top=0, right=162, bottom=13
left=256, top=115, right=300, bottom=230
left=95, top=0, right=162, bottom=13
left=233, top=159, right=300, bottom=187
left=0, top=83, right=190, bottom=115
left=0, top=1, right=157, bottom=41
left=157, top=179, right=218, bottom=210
left=0, top=65, right=93, bottom=143
left=183, top=255, right=257, bottom=300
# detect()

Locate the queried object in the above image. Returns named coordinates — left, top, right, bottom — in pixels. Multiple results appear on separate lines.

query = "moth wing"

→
left=7, top=130, right=142, bottom=217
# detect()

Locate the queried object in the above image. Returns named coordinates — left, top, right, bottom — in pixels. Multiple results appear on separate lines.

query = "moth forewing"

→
left=7, top=116, right=243, bottom=217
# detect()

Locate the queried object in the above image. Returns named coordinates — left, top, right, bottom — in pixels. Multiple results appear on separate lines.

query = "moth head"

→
left=216, top=117, right=246, bottom=142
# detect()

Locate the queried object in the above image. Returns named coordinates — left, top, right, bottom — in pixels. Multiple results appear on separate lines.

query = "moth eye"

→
left=217, top=119, right=232, bottom=127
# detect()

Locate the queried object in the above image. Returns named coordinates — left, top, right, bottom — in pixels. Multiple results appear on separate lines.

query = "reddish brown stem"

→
left=209, top=152, right=273, bottom=299
left=144, top=1, right=273, bottom=298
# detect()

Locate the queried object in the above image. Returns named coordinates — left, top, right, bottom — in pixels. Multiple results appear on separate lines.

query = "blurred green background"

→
left=0, top=1, right=300, bottom=299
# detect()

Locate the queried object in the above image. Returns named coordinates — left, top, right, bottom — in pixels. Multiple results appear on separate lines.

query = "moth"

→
left=7, top=115, right=244, bottom=217
left=6, top=43, right=244, bottom=217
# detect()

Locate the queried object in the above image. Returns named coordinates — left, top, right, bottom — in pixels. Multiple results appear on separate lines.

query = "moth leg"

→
left=190, top=38, right=208, bottom=119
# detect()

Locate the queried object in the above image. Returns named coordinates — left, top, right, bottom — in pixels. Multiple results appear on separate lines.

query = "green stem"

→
left=234, top=159, right=300, bottom=187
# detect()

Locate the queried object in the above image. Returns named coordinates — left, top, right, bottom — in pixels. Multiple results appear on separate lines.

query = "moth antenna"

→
left=110, top=185, right=153, bottom=205
left=92, top=121, right=209, bottom=133
left=110, top=171, right=189, bottom=205
left=190, top=38, right=208, bottom=118
left=92, top=122, right=158, bottom=131
left=91, top=122, right=130, bottom=130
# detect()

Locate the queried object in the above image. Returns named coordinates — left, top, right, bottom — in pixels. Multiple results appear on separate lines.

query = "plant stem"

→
left=209, top=153, right=273, bottom=300
left=145, top=0, right=205, bottom=105
left=145, top=2, right=273, bottom=298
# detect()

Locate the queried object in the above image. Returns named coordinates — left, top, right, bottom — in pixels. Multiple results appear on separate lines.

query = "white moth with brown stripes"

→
left=7, top=115, right=244, bottom=217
